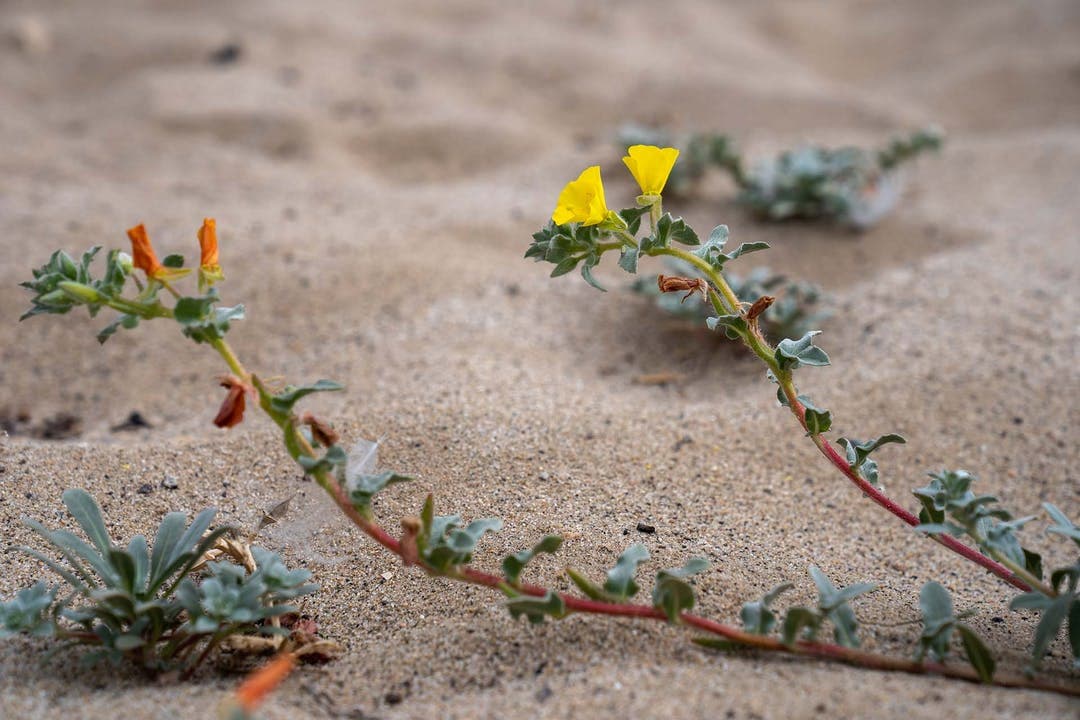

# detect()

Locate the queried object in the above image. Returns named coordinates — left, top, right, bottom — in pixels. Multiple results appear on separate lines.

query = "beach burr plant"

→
left=617, top=126, right=943, bottom=228
left=7, top=205, right=1079, bottom=704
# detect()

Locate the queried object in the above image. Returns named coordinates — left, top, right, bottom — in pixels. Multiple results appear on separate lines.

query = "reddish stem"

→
left=784, top=396, right=1031, bottom=592
left=336, top=508, right=1078, bottom=696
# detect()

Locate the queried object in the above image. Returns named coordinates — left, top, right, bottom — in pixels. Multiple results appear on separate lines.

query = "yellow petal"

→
left=622, top=145, right=680, bottom=196
left=552, top=165, right=609, bottom=226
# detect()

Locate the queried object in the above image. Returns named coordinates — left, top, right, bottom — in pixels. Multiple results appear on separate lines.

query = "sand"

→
left=1, top=1, right=1078, bottom=718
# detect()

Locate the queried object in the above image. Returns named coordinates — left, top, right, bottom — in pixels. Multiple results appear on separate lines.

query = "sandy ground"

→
left=1, top=1, right=1078, bottom=718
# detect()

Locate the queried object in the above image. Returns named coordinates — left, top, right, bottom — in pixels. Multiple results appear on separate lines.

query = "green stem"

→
left=210, top=338, right=248, bottom=381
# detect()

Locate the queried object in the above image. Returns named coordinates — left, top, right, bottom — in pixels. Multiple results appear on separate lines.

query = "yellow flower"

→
left=622, top=145, right=680, bottom=196
left=552, top=166, right=609, bottom=226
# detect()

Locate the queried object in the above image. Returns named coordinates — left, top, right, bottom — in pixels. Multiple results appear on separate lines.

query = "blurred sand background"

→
left=0, top=0, right=1078, bottom=718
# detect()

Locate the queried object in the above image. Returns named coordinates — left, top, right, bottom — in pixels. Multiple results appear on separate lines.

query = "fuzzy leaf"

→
left=774, top=331, right=830, bottom=371
left=270, top=380, right=345, bottom=414
left=505, top=591, right=565, bottom=625
left=741, top=582, right=793, bottom=635
left=652, top=557, right=709, bottom=622
left=502, top=536, right=563, bottom=585
left=604, top=544, right=651, bottom=600
left=956, top=624, right=995, bottom=683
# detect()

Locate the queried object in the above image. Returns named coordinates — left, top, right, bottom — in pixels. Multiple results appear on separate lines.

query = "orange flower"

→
left=233, top=652, right=296, bottom=712
left=127, top=224, right=165, bottom=279
left=198, top=217, right=225, bottom=289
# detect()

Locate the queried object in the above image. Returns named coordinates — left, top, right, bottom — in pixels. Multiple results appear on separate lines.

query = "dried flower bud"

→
left=746, top=295, right=775, bottom=321
left=300, top=411, right=339, bottom=447
left=657, top=274, right=707, bottom=302
left=214, top=375, right=249, bottom=429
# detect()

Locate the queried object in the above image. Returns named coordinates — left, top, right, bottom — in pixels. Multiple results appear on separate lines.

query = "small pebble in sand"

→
left=137, top=483, right=153, bottom=495
left=636, top=522, right=656, bottom=534
left=162, top=475, right=179, bottom=490
left=6, top=16, right=52, bottom=57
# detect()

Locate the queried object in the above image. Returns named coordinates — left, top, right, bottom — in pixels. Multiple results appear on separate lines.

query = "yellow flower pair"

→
left=552, top=145, right=680, bottom=226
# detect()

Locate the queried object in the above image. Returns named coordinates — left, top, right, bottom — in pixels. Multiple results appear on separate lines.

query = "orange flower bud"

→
left=198, top=217, right=219, bottom=268
left=126, top=223, right=165, bottom=279
left=234, top=652, right=296, bottom=712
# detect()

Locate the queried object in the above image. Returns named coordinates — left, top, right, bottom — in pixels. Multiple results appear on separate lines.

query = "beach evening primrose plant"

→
left=6, top=208, right=1079, bottom=702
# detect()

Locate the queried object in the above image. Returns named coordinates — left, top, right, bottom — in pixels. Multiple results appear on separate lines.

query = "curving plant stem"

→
left=639, top=241, right=1039, bottom=594
left=205, top=338, right=1076, bottom=696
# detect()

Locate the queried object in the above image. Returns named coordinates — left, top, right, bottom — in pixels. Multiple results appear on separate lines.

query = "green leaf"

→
left=919, top=582, right=954, bottom=627
left=956, top=624, right=995, bottom=683
left=550, top=255, right=581, bottom=277
left=782, top=607, right=821, bottom=645
left=580, top=257, right=606, bottom=292
left=643, top=214, right=697, bottom=252
left=502, top=535, right=564, bottom=585
left=162, top=254, right=185, bottom=269
left=706, top=314, right=748, bottom=340
left=174, top=290, right=245, bottom=344
left=96, top=313, right=139, bottom=344
left=693, top=225, right=729, bottom=270
left=149, top=512, right=187, bottom=589
left=809, top=566, right=874, bottom=648
left=1010, top=591, right=1053, bottom=612
left=724, top=241, right=770, bottom=261
left=566, top=568, right=608, bottom=601
left=298, top=444, right=348, bottom=478
left=270, top=380, right=345, bottom=415
left=741, top=582, right=793, bottom=635
left=1031, top=595, right=1071, bottom=668
left=1045, top=503, right=1080, bottom=549
left=347, top=471, right=411, bottom=509
left=505, top=591, right=566, bottom=625
left=421, top=513, right=502, bottom=572
left=63, top=489, right=113, bottom=557
left=604, top=544, right=650, bottom=600
left=774, top=331, right=830, bottom=371
left=652, top=557, right=709, bottom=622
left=800, top=397, right=832, bottom=435
left=617, top=206, right=649, bottom=236
left=617, top=246, right=639, bottom=274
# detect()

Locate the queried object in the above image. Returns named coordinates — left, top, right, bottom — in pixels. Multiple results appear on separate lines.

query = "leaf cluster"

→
left=0, top=490, right=316, bottom=673
left=914, top=472, right=1080, bottom=670
left=617, top=126, right=943, bottom=228
left=20, top=246, right=136, bottom=328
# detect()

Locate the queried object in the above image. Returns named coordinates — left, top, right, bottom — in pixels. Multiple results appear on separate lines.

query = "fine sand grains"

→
left=1, top=1, right=1078, bottom=718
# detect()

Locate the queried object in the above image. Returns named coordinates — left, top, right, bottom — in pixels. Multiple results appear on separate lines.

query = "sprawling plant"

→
left=0, top=488, right=318, bottom=676
left=7, top=195, right=1078, bottom=714
left=618, top=125, right=942, bottom=228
